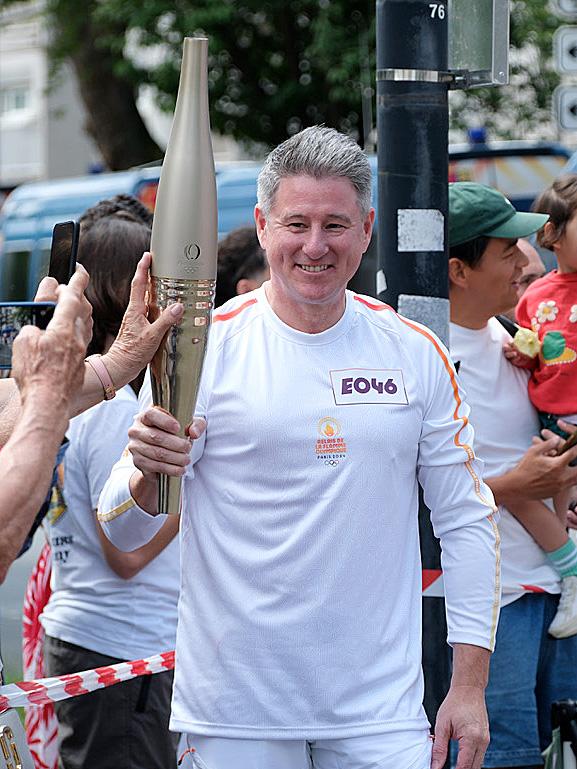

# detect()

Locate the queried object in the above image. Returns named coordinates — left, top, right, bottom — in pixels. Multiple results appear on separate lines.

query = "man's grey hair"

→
left=257, top=126, right=372, bottom=217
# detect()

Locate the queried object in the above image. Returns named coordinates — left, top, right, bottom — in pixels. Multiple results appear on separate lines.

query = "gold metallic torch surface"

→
left=149, top=37, right=218, bottom=515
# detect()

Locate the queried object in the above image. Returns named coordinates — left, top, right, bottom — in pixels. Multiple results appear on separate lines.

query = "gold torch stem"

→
left=150, top=275, right=215, bottom=515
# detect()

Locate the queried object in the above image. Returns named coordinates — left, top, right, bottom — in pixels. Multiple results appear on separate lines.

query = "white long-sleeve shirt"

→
left=99, top=287, right=500, bottom=739
left=450, top=318, right=558, bottom=605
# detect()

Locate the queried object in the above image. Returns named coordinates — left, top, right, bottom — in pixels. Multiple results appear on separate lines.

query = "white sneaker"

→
left=549, top=575, right=577, bottom=638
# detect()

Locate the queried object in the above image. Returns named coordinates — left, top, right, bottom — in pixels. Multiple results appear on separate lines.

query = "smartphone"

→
left=558, top=429, right=577, bottom=456
left=48, top=221, right=80, bottom=284
left=0, top=302, right=56, bottom=371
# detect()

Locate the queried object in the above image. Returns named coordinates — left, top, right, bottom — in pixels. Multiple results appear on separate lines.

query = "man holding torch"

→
left=99, top=126, right=499, bottom=769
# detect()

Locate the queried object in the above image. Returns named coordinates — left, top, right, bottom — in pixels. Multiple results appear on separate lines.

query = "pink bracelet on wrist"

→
left=85, top=354, right=116, bottom=400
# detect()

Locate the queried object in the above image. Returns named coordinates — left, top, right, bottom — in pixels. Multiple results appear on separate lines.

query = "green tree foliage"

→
left=80, top=0, right=569, bottom=147
left=0, top=0, right=568, bottom=163
left=94, top=0, right=376, bottom=152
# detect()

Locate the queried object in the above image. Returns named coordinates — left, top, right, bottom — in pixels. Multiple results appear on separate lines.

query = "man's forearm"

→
left=484, top=471, right=517, bottom=508
left=98, top=467, right=167, bottom=552
left=129, top=469, right=160, bottom=515
left=0, top=380, right=20, bottom=449
left=0, top=392, right=68, bottom=582
left=487, top=468, right=566, bottom=509
left=96, top=512, right=178, bottom=579
left=487, top=436, right=577, bottom=504
left=451, top=643, right=490, bottom=690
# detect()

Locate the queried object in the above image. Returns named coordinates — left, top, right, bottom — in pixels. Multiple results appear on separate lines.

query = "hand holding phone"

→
left=0, top=302, right=56, bottom=371
left=557, top=429, right=577, bottom=457
left=48, top=221, right=80, bottom=284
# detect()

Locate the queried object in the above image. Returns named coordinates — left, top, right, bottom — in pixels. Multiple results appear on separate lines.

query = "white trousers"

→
left=180, top=730, right=433, bottom=769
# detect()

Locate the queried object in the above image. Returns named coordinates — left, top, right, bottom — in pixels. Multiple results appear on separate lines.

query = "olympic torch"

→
left=149, top=37, right=218, bottom=515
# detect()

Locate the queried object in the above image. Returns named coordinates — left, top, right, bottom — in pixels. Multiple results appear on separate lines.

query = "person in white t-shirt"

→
left=0, top=224, right=185, bottom=693
left=448, top=182, right=577, bottom=769
left=40, top=196, right=180, bottom=769
left=99, top=127, right=500, bottom=769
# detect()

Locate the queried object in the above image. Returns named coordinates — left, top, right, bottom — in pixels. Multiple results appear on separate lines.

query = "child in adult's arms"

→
left=505, top=174, right=577, bottom=638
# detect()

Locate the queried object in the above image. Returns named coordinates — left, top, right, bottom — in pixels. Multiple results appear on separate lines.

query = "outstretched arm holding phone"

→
left=0, top=268, right=90, bottom=582
left=0, top=253, right=184, bottom=583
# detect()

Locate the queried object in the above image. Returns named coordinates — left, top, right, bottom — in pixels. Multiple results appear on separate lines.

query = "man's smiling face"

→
left=255, top=175, right=374, bottom=331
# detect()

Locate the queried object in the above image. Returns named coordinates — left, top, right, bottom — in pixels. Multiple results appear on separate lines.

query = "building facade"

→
left=0, top=2, right=101, bottom=197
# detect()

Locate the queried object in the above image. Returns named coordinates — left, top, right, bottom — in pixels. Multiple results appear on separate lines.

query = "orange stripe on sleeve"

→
left=97, top=498, right=136, bottom=522
left=397, top=314, right=500, bottom=641
left=213, top=298, right=258, bottom=323
left=353, top=297, right=487, bottom=502
left=355, top=293, right=500, bottom=633
left=398, top=317, right=467, bottom=446
left=353, top=296, right=393, bottom=312
left=396, top=315, right=496, bottom=511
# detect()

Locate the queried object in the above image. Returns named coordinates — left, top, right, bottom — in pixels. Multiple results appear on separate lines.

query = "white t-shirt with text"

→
left=41, top=385, right=179, bottom=660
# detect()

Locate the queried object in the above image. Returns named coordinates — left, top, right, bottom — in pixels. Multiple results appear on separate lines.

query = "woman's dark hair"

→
left=78, top=195, right=152, bottom=390
left=532, top=174, right=577, bottom=250
left=449, top=235, right=490, bottom=269
left=216, top=226, right=267, bottom=307
left=80, top=193, right=153, bottom=229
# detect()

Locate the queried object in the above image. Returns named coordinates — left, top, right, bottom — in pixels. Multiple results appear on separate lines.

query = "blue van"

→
left=0, top=141, right=569, bottom=300
left=0, top=167, right=160, bottom=301
left=0, top=161, right=262, bottom=301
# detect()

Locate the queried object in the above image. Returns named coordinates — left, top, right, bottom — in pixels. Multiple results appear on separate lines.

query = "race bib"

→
left=330, top=369, right=409, bottom=406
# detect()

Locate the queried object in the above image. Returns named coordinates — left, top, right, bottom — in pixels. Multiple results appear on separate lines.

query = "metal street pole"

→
left=376, top=0, right=451, bottom=739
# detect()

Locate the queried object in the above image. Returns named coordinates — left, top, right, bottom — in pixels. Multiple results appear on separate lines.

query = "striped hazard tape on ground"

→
left=0, top=650, right=175, bottom=712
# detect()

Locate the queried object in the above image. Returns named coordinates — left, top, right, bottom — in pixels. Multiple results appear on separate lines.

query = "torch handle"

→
left=150, top=275, right=215, bottom=514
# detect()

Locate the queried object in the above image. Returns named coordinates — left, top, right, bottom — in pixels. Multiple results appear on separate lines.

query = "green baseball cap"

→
left=449, top=182, right=549, bottom=247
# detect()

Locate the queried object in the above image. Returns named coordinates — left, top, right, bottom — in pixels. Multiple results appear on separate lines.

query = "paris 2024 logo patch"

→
left=315, top=417, right=347, bottom=468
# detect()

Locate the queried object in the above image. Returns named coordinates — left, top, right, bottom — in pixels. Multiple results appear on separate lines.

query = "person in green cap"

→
left=448, top=181, right=577, bottom=769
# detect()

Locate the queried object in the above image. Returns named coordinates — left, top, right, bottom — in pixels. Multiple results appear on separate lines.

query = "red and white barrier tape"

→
left=0, top=570, right=446, bottom=714
left=0, top=650, right=175, bottom=712
left=422, top=569, right=444, bottom=597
